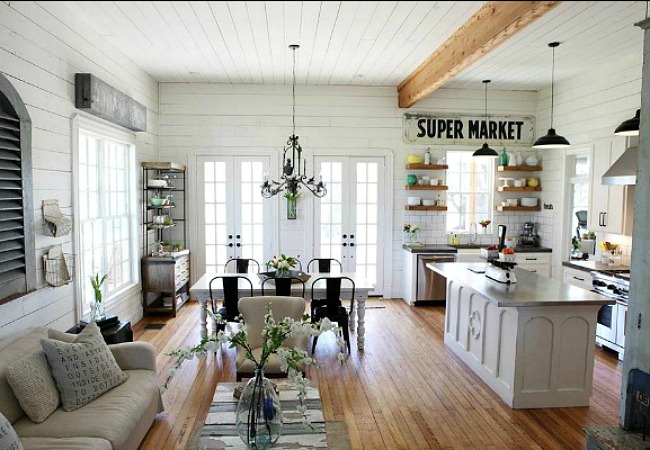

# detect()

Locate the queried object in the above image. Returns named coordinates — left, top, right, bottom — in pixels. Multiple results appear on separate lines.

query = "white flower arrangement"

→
left=164, top=306, right=345, bottom=428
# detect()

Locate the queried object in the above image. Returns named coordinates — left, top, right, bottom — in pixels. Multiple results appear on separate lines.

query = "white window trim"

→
left=72, top=115, right=139, bottom=320
left=446, top=150, right=495, bottom=233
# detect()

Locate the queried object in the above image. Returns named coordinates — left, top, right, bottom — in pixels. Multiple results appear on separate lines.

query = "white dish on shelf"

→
left=147, top=179, right=168, bottom=188
left=407, top=196, right=421, bottom=206
left=422, top=199, right=436, bottom=206
left=506, top=198, right=518, bottom=206
left=520, top=197, right=538, bottom=207
left=525, top=156, right=539, bottom=166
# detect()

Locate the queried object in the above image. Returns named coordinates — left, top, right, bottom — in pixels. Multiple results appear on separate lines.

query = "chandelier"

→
left=261, top=44, right=327, bottom=199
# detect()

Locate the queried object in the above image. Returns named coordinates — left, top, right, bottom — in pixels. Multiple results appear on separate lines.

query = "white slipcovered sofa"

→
left=0, top=326, right=163, bottom=450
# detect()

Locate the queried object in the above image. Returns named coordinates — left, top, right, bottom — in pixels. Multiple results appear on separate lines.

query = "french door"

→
left=313, top=156, right=385, bottom=295
left=197, top=156, right=273, bottom=273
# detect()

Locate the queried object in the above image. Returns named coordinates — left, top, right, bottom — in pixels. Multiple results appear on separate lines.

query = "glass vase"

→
left=286, top=197, right=297, bottom=220
left=236, top=368, right=283, bottom=450
left=89, top=300, right=106, bottom=321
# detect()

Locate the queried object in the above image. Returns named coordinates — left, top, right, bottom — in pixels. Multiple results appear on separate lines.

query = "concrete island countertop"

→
left=562, top=259, right=631, bottom=272
left=402, top=243, right=553, bottom=254
left=428, top=262, right=614, bottom=307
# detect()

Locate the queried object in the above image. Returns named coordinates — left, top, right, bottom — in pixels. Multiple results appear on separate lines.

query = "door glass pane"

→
left=319, top=162, right=343, bottom=258
left=204, top=161, right=228, bottom=273
left=354, top=162, right=378, bottom=286
left=239, top=161, right=265, bottom=263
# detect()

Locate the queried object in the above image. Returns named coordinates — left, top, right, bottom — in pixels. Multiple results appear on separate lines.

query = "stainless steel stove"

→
left=591, top=269, right=630, bottom=360
left=591, top=269, right=630, bottom=302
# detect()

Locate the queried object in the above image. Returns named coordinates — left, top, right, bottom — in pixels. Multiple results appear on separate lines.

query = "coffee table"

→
left=189, top=380, right=351, bottom=449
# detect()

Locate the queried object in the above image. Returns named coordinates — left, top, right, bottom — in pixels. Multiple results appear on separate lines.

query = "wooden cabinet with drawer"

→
left=142, top=250, right=190, bottom=317
left=516, top=252, right=551, bottom=277
left=562, top=266, right=593, bottom=291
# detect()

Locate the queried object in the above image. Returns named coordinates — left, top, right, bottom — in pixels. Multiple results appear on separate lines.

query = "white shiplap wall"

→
left=534, top=51, right=642, bottom=275
left=159, top=83, right=536, bottom=297
left=0, top=1, right=159, bottom=339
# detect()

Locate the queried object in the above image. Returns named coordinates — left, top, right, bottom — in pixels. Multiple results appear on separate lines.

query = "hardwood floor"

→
left=136, top=299, right=622, bottom=450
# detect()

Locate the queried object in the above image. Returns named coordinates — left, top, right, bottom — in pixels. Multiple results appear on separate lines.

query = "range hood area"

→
left=602, top=146, right=638, bottom=185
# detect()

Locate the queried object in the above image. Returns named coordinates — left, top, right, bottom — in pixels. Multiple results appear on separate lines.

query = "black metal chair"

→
left=224, top=258, right=261, bottom=274
left=310, top=276, right=355, bottom=353
left=575, top=210, right=588, bottom=239
left=307, top=258, right=343, bottom=273
left=261, top=276, right=306, bottom=298
left=208, top=275, right=253, bottom=332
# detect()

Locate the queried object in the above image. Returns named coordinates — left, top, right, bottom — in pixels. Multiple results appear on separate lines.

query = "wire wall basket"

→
left=43, top=253, right=74, bottom=287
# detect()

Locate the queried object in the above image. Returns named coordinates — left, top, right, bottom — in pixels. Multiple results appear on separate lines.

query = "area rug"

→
left=188, top=380, right=350, bottom=449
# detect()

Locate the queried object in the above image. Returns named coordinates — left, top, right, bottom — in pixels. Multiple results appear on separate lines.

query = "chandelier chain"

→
left=292, top=45, right=296, bottom=136
left=550, top=44, right=555, bottom=129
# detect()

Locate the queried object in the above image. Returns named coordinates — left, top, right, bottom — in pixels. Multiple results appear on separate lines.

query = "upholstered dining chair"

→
left=306, top=258, right=343, bottom=273
left=310, top=276, right=355, bottom=353
left=260, top=277, right=306, bottom=298
left=209, top=275, right=253, bottom=332
left=224, top=258, right=261, bottom=274
left=235, top=296, right=309, bottom=380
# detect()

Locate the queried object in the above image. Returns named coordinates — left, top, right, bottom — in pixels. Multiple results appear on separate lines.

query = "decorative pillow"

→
left=5, top=351, right=59, bottom=423
left=41, top=322, right=129, bottom=412
left=0, top=411, right=23, bottom=450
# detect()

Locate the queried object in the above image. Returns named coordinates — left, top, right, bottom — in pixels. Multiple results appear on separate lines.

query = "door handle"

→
left=236, top=234, right=241, bottom=239
left=227, top=243, right=233, bottom=247
left=350, top=243, right=355, bottom=247
left=342, top=243, right=348, bottom=247
left=350, top=234, right=355, bottom=239
left=603, top=212, right=607, bottom=227
left=228, top=235, right=233, bottom=239
left=236, top=243, right=241, bottom=247
left=342, top=234, right=347, bottom=239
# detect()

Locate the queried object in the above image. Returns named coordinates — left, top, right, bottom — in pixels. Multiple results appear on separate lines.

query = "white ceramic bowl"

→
left=407, top=196, right=421, bottom=206
left=507, top=198, right=518, bottom=206
left=525, top=156, right=539, bottom=166
left=501, top=201, right=508, bottom=207
left=422, top=199, right=436, bottom=206
left=147, top=179, right=168, bottom=188
left=513, top=180, right=524, bottom=187
left=521, top=197, right=538, bottom=207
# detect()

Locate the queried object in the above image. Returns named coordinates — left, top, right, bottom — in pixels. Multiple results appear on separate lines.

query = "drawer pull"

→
left=573, top=276, right=585, bottom=281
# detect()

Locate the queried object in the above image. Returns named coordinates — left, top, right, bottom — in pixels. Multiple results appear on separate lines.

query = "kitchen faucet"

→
left=469, top=222, right=478, bottom=244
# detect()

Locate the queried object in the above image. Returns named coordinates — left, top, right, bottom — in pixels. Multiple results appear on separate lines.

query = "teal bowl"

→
left=150, top=198, right=166, bottom=207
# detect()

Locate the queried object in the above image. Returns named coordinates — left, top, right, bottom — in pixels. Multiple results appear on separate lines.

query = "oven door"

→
left=596, top=302, right=618, bottom=344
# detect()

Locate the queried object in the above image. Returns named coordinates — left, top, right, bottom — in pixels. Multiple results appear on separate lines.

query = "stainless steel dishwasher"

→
left=416, top=253, right=456, bottom=303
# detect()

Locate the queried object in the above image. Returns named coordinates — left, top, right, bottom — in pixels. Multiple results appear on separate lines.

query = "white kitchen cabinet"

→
left=589, top=137, right=631, bottom=234
left=562, top=267, right=593, bottom=291
left=516, top=253, right=551, bottom=277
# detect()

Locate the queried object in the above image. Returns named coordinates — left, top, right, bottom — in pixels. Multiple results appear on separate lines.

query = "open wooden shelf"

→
left=405, top=163, right=449, bottom=170
left=405, top=185, right=448, bottom=190
left=496, top=205, right=541, bottom=212
left=497, top=186, right=542, bottom=192
left=404, top=205, right=448, bottom=211
left=498, top=165, right=542, bottom=172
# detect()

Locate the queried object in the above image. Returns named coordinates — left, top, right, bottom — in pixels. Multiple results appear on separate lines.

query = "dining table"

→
left=189, top=271, right=372, bottom=350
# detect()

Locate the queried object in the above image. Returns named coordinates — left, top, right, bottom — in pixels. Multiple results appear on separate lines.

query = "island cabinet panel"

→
left=439, top=266, right=607, bottom=409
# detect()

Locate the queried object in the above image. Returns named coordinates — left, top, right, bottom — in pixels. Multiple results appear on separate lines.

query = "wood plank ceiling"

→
left=63, top=1, right=645, bottom=92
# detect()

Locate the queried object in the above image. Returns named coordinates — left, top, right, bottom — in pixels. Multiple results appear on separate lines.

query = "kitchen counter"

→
left=401, top=243, right=553, bottom=253
left=401, top=244, right=457, bottom=253
left=429, top=262, right=612, bottom=307
left=427, top=261, right=612, bottom=409
left=562, top=259, right=631, bottom=272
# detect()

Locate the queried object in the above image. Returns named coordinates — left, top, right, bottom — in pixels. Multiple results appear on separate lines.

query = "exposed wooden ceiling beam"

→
left=398, top=1, right=562, bottom=108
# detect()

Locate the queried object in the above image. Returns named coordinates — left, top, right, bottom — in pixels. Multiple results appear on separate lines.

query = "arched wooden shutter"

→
left=0, top=74, right=36, bottom=304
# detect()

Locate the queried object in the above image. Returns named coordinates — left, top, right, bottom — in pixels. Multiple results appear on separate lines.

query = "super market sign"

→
left=403, top=113, right=535, bottom=145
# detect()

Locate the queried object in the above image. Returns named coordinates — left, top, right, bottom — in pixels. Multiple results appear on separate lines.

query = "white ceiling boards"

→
left=63, top=1, right=645, bottom=92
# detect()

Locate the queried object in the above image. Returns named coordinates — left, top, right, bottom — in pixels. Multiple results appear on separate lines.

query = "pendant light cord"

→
left=550, top=45, right=555, bottom=130
left=292, top=46, right=296, bottom=136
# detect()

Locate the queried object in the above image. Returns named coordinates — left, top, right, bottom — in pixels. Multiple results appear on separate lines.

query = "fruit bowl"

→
left=407, top=154, right=424, bottom=164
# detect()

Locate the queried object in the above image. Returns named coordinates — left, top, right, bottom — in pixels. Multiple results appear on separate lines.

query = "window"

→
left=446, top=151, right=494, bottom=232
left=0, top=74, right=36, bottom=304
left=569, top=154, right=590, bottom=240
left=75, top=120, right=138, bottom=313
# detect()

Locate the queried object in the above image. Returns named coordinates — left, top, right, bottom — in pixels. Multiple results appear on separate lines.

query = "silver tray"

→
left=257, top=270, right=311, bottom=283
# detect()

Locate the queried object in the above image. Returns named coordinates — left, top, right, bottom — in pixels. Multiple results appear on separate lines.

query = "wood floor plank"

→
left=135, top=299, right=623, bottom=449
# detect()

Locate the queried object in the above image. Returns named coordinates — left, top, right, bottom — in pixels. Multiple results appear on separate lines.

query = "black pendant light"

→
left=614, top=109, right=640, bottom=136
left=533, top=42, right=570, bottom=149
left=473, top=80, right=498, bottom=157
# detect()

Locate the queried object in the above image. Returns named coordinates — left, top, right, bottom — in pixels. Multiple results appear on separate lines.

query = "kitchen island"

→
left=428, top=262, right=614, bottom=409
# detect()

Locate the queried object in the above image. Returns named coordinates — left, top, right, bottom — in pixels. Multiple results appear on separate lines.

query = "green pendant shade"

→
left=473, top=143, right=499, bottom=157
left=614, top=109, right=640, bottom=136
